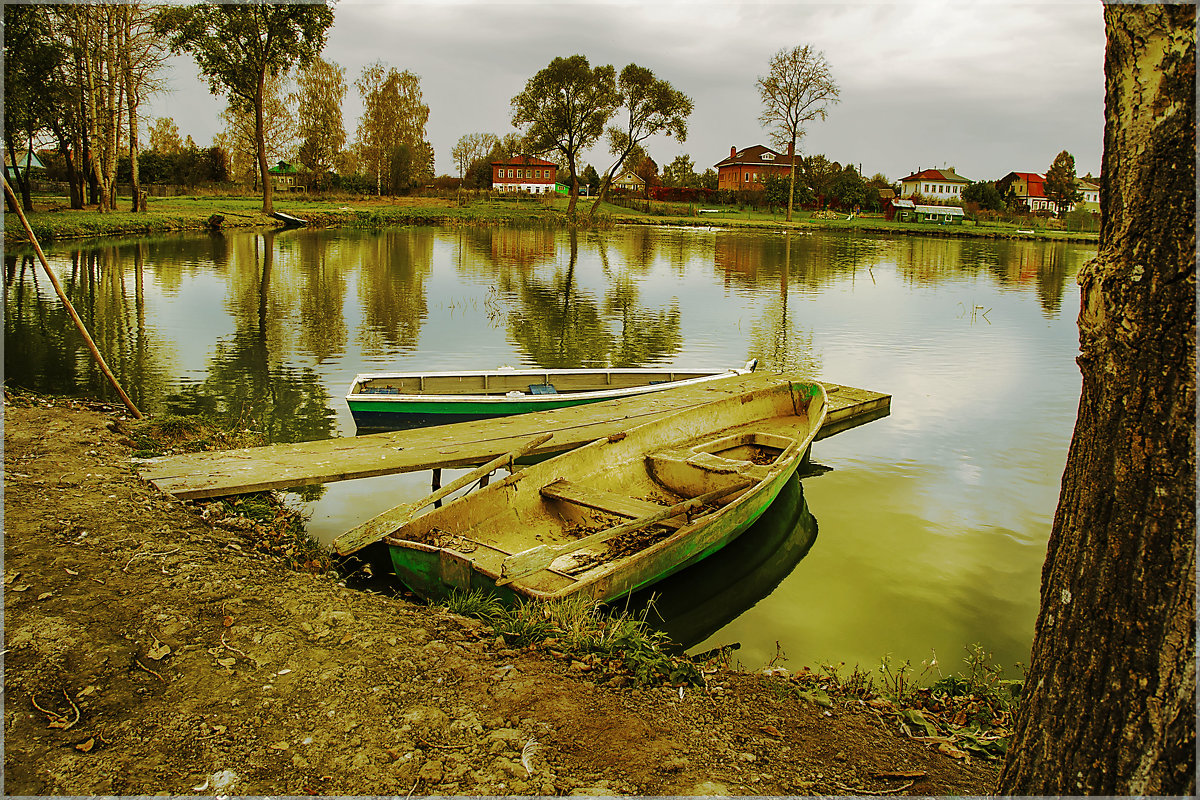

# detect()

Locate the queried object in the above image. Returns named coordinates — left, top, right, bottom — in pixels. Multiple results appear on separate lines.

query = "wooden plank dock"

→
left=138, top=372, right=890, bottom=500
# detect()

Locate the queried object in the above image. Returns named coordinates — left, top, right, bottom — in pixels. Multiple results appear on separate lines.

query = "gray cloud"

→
left=148, top=0, right=1105, bottom=183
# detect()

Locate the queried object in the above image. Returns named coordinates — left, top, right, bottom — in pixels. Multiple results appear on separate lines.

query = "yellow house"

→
left=1075, top=177, right=1100, bottom=212
left=612, top=170, right=645, bottom=192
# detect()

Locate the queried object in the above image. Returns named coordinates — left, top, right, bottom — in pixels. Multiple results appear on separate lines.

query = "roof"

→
left=714, top=144, right=798, bottom=169
left=892, top=199, right=915, bottom=209
left=1075, top=177, right=1100, bottom=190
left=267, top=161, right=306, bottom=175
left=999, top=172, right=1047, bottom=198
left=4, top=150, right=45, bottom=170
left=914, top=204, right=964, bottom=216
left=899, top=168, right=971, bottom=184
left=613, top=170, right=645, bottom=186
left=492, top=155, right=557, bottom=168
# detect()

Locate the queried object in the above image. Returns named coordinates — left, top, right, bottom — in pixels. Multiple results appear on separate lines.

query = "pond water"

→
left=4, top=224, right=1094, bottom=677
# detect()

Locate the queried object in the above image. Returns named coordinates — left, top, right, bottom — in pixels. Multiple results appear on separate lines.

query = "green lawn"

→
left=4, top=189, right=1098, bottom=245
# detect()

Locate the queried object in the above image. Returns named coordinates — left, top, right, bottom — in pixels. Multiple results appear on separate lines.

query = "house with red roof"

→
left=898, top=167, right=971, bottom=201
left=713, top=144, right=799, bottom=191
left=997, top=172, right=1055, bottom=213
left=491, top=155, right=557, bottom=194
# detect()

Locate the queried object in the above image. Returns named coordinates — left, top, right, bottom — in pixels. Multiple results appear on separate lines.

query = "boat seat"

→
left=539, top=479, right=687, bottom=529
left=529, top=384, right=557, bottom=395
left=646, top=431, right=797, bottom=497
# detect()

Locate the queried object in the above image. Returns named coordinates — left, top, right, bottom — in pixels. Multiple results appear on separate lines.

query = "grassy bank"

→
left=4, top=189, right=1098, bottom=244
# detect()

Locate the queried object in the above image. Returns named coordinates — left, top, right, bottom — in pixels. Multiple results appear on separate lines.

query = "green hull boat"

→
left=345, top=361, right=756, bottom=431
left=383, top=379, right=828, bottom=604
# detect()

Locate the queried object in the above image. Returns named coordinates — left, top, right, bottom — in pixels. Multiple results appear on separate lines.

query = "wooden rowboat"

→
left=345, top=360, right=757, bottom=431
left=382, top=378, right=827, bottom=604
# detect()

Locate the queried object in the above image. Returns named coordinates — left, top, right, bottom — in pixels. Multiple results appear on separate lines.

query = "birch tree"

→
left=757, top=45, right=839, bottom=222
left=295, top=56, right=347, bottom=181
left=216, top=72, right=298, bottom=189
left=354, top=61, right=431, bottom=196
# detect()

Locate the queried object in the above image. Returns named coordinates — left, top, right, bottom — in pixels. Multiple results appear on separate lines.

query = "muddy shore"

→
left=3, top=395, right=1001, bottom=795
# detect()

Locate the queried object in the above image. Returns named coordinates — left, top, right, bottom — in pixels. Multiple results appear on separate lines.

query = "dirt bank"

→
left=3, top=395, right=1000, bottom=796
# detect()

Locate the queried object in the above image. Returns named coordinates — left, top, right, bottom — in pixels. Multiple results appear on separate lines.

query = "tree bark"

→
left=997, top=5, right=1195, bottom=795
left=785, top=136, right=797, bottom=222
left=256, top=69, right=274, bottom=214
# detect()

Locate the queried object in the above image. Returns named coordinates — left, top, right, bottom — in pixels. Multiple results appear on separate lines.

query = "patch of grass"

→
left=442, top=588, right=507, bottom=621
left=440, top=593, right=702, bottom=687
left=785, top=644, right=1022, bottom=760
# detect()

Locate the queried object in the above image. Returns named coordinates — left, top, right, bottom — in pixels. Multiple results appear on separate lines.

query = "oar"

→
left=496, top=477, right=753, bottom=586
left=333, top=432, right=553, bottom=555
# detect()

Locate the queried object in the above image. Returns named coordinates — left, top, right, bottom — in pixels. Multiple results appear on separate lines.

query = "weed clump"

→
left=127, top=412, right=265, bottom=458
left=198, top=491, right=334, bottom=576
left=776, top=644, right=1022, bottom=760
left=441, top=591, right=701, bottom=688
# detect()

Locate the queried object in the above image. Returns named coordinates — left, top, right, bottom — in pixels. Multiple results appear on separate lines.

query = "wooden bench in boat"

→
left=539, top=479, right=688, bottom=530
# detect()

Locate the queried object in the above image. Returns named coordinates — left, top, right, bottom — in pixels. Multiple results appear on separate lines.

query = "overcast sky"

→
left=147, top=0, right=1107, bottom=183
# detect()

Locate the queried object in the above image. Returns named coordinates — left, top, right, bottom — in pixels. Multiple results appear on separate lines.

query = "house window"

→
left=744, top=172, right=749, bottom=182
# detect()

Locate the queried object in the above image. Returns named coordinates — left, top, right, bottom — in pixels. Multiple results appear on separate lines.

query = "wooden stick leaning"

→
left=3, top=178, right=143, bottom=419
left=332, top=432, right=553, bottom=555
left=497, top=476, right=753, bottom=585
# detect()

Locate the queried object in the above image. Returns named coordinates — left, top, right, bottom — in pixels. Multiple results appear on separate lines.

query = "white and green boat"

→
left=345, top=360, right=757, bottom=431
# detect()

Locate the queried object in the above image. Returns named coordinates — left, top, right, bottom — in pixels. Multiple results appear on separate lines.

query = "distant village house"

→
left=611, top=169, right=645, bottom=193
left=714, top=144, right=799, bottom=191
left=491, top=156, right=557, bottom=194
left=1075, top=177, right=1100, bottom=212
left=997, top=172, right=1055, bottom=213
left=898, top=167, right=971, bottom=200
left=267, top=161, right=307, bottom=192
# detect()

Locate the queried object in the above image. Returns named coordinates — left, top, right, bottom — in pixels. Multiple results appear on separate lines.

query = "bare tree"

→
left=451, top=132, right=499, bottom=179
left=756, top=45, right=839, bottom=222
left=996, top=4, right=1195, bottom=794
left=118, top=4, right=168, bottom=212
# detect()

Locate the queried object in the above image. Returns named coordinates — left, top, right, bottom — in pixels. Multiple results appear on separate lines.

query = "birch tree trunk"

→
left=257, top=68, right=274, bottom=215
left=996, top=5, right=1195, bottom=794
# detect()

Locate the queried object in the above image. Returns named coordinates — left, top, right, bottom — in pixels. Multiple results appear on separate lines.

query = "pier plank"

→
left=138, top=373, right=889, bottom=500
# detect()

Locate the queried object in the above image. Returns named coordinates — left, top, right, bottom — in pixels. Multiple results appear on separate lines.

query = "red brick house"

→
left=491, top=155, right=557, bottom=194
left=714, top=144, right=799, bottom=191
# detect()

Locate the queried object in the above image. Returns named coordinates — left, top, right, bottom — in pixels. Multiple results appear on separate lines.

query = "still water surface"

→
left=4, top=225, right=1093, bottom=676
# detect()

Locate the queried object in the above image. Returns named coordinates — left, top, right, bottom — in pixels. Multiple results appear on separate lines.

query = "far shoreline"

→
left=3, top=191, right=1100, bottom=246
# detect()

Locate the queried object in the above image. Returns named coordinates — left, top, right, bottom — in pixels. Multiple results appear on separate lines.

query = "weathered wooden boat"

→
left=382, top=378, right=827, bottom=603
left=345, top=361, right=758, bottom=431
